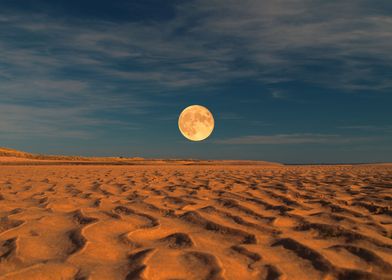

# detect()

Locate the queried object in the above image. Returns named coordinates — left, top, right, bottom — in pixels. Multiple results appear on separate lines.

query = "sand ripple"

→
left=0, top=165, right=391, bottom=279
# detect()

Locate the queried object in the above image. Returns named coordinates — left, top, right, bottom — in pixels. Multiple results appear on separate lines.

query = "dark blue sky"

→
left=0, top=0, right=391, bottom=163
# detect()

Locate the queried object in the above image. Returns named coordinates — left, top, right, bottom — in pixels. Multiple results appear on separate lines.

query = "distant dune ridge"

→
left=0, top=147, right=282, bottom=166
left=0, top=147, right=138, bottom=161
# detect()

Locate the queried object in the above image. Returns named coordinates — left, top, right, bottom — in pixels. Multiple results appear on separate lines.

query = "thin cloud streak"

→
left=339, top=125, right=392, bottom=132
left=0, top=104, right=140, bottom=140
left=215, top=134, right=376, bottom=145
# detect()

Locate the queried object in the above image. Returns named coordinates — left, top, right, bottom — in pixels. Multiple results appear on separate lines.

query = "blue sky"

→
left=0, top=0, right=391, bottom=163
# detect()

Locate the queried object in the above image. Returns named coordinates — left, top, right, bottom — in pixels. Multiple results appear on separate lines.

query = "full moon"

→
left=178, top=105, right=214, bottom=141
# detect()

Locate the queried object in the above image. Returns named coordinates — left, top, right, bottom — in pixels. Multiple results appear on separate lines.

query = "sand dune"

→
left=0, top=147, right=281, bottom=166
left=0, top=165, right=391, bottom=279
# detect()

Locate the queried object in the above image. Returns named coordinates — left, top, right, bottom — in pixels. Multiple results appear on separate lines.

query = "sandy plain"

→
left=0, top=164, right=391, bottom=280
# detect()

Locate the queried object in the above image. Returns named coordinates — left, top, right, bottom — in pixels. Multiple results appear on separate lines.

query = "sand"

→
left=0, top=165, right=391, bottom=280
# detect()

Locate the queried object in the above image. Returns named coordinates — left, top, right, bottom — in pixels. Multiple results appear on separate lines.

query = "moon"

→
left=178, top=105, right=214, bottom=141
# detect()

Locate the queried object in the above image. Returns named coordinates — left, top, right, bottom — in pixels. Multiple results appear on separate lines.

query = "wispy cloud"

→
left=215, top=133, right=376, bottom=145
left=217, top=113, right=244, bottom=120
left=339, top=125, right=392, bottom=132
left=271, top=91, right=286, bottom=99
left=1, top=0, right=391, bottom=95
left=0, top=1, right=391, bottom=142
left=0, top=104, right=92, bottom=139
left=183, top=0, right=392, bottom=91
left=0, top=103, right=140, bottom=140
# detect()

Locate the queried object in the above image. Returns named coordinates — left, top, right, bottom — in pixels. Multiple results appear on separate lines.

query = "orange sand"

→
left=0, top=165, right=391, bottom=280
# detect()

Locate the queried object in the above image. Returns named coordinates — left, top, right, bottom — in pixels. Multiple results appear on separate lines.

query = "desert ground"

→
left=0, top=164, right=391, bottom=280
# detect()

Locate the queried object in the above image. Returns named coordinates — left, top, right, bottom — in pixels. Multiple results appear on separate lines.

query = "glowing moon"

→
left=178, top=105, right=214, bottom=141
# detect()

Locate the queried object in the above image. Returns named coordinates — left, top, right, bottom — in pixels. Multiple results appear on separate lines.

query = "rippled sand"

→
left=0, top=165, right=391, bottom=280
